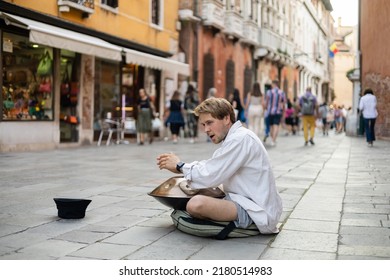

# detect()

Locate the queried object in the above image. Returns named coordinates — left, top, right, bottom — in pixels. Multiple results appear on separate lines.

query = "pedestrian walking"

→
left=264, top=80, right=286, bottom=146
left=184, top=84, right=199, bottom=144
left=359, top=88, right=378, bottom=147
left=207, top=87, right=217, bottom=99
left=136, top=88, right=153, bottom=145
left=284, top=99, right=296, bottom=136
left=334, top=105, right=344, bottom=133
left=164, top=90, right=185, bottom=144
left=298, top=87, right=318, bottom=146
left=292, top=96, right=300, bottom=134
left=245, top=82, right=264, bottom=138
left=318, top=102, right=329, bottom=136
left=231, top=88, right=246, bottom=124
left=263, top=110, right=270, bottom=142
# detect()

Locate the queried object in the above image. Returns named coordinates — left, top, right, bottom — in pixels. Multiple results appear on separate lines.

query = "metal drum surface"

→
left=148, top=176, right=225, bottom=210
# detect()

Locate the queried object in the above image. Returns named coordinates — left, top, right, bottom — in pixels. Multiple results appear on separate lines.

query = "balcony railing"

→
left=201, top=0, right=225, bottom=30
left=242, top=20, right=259, bottom=46
left=258, top=28, right=294, bottom=56
left=58, top=0, right=95, bottom=14
left=223, top=10, right=243, bottom=39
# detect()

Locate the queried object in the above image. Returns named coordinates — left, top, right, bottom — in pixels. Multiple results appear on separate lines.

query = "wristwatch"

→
left=176, top=161, right=185, bottom=173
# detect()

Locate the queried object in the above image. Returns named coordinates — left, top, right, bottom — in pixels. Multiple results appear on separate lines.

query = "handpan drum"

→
left=148, top=176, right=225, bottom=210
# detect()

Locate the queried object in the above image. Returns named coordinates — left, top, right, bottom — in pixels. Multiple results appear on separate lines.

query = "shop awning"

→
left=124, top=48, right=190, bottom=76
left=0, top=12, right=122, bottom=61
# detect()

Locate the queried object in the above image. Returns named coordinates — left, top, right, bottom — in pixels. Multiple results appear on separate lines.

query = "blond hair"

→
left=194, top=97, right=236, bottom=124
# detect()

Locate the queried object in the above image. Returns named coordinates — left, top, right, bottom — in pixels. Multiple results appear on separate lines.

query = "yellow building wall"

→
left=6, top=0, right=179, bottom=53
left=333, top=53, right=354, bottom=108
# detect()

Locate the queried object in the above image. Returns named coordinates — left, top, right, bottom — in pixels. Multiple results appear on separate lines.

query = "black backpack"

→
left=301, top=96, right=315, bottom=115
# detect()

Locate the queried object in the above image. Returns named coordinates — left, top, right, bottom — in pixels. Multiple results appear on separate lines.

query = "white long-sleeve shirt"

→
left=181, top=121, right=282, bottom=234
left=359, top=94, right=378, bottom=119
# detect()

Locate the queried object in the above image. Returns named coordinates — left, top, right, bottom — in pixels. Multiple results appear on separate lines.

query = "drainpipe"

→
left=358, top=0, right=362, bottom=90
left=193, top=0, right=200, bottom=86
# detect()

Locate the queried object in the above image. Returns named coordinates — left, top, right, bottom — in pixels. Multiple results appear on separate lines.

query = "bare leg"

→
left=271, top=124, right=280, bottom=143
left=139, top=133, right=145, bottom=144
left=186, top=195, right=238, bottom=222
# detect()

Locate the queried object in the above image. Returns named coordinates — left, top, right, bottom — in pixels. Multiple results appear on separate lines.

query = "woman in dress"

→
left=165, top=90, right=185, bottom=143
left=245, top=82, right=264, bottom=137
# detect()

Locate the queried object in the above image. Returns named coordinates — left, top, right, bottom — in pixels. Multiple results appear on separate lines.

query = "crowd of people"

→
left=135, top=81, right=375, bottom=147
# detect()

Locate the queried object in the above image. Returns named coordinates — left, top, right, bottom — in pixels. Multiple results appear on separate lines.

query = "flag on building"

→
left=329, top=43, right=338, bottom=58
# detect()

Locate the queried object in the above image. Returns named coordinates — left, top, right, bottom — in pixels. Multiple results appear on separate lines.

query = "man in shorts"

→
left=264, top=80, right=286, bottom=146
left=157, top=97, right=282, bottom=234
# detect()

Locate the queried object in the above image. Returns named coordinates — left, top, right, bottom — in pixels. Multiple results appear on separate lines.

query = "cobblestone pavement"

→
left=0, top=129, right=389, bottom=260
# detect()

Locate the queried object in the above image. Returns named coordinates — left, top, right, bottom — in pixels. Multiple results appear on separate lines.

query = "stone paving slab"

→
left=270, top=230, right=339, bottom=253
left=282, top=218, right=339, bottom=234
left=67, top=242, right=140, bottom=260
left=261, top=247, right=336, bottom=260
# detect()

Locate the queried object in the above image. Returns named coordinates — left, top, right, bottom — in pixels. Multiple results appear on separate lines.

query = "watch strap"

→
left=176, top=162, right=185, bottom=172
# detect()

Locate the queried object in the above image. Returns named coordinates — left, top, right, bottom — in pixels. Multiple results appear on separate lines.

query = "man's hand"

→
left=156, top=153, right=181, bottom=173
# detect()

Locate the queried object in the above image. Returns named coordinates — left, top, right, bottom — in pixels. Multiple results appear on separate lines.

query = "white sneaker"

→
left=270, top=141, right=275, bottom=146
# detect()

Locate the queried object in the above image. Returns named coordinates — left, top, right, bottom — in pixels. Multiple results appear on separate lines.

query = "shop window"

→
left=151, top=0, right=163, bottom=28
left=121, top=64, right=140, bottom=119
left=59, top=51, right=80, bottom=142
left=93, top=59, right=120, bottom=137
left=1, top=32, right=54, bottom=121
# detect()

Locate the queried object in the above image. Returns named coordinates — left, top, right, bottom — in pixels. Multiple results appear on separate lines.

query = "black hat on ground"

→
left=53, top=198, right=92, bottom=219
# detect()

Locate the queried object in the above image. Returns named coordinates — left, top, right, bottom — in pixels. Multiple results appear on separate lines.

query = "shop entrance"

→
left=121, top=64, right=142, bottom=119
left=59, top=51, right=80, bottom=143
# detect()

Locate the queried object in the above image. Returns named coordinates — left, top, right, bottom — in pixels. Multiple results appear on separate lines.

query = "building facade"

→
left=0, top=0, right=189, bottom=152
left=359, top=0, right=390, bottom=139
left=178, top=0, right=334, bottom=107
left=333, top=19, right=358, bottom=110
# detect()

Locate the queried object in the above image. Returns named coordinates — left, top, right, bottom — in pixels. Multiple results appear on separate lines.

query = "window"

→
left=225, top=60, right=235, bottom=98
left=1, top=32, right=54, bottom=121
left=244, top=66, right=252, bottom=100
left=203, top=53, right=215, bottom=100
left=151, top=0, right=163, bottom=27
left=101, top=0, right=118, bottom=8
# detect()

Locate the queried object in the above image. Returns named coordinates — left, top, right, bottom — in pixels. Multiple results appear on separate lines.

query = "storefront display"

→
left=2, top=32, right=54, bottom=121
left=59, top=51, right=80, bottom=142
left=93, top=59, right=121, bottom=139
left=121, top=64, right=140, bottom=118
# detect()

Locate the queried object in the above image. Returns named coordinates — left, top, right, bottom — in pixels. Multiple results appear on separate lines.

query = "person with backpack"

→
left=299, top=87, right=318, bottom=146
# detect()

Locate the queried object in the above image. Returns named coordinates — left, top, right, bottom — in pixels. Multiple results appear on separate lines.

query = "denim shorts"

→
left=224, top=193, right=253, bottom=228
left=269, top=114, right=282, bottom=125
